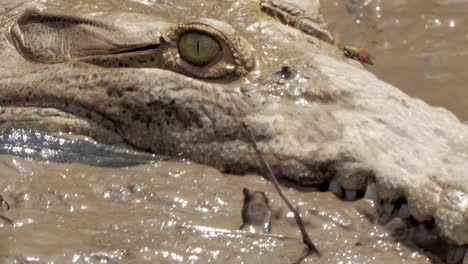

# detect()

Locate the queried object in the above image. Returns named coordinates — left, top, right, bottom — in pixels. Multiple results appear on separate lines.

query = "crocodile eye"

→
left=163, top=19, right=255, bottom=78
left=178, top=31, right=221, bottom=65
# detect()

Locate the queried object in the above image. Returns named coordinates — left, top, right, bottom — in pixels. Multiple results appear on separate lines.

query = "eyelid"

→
left=178, top=31, right=222, bottom=66
left=162, top=19, right=255, bottom=78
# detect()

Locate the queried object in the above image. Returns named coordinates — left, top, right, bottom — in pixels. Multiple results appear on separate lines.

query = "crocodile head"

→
left=0, top=0, right=467, bottom=255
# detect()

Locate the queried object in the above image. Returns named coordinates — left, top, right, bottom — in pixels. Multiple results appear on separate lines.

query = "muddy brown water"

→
left=322, top=0, right=468, bottom=121
left=0, top=156, right=431, bottom=263
left=0, top=0, right=465, bottom=263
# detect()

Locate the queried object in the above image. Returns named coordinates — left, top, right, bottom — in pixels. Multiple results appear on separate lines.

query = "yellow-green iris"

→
left=178, top=31, right=221, bottom=65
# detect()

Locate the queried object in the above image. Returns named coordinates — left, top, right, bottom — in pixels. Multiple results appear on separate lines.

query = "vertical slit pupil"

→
left=197, top=40, right=200, bottom=56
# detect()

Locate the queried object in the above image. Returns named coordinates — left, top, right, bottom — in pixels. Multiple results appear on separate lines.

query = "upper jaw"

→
left=235, top=54, right=468, bottom=246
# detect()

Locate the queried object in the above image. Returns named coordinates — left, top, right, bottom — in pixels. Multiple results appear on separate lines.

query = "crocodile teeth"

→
left=446, top=245, right=467, bottom=264
left=383, top=201, right=395, bottom=216
left=328, top=179, right=343, bottom=199
left=345, top=189, right=357, bottom=201
left=378, top=201, right=395, bottom=223
left=398, top=204, right=410, bottom=219
left=364, top=183, right=377, bottom=202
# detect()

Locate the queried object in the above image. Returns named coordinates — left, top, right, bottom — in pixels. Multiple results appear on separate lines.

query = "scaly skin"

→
left=0, top=0, right=466, bottom=250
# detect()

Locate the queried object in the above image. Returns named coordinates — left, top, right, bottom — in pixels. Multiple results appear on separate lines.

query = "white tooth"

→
left=447, top=245, right=467, bottom=264
left=345, top=190, right=357, bottom=201
left=364, top=183, right=377, bottom=201
left=328, top=179, right=343, bottom=199
left=463, top=248, right=468, bottom=264
left=399, top=204, right=410, bottom=219
left=383, top=201, right=395, bottom=216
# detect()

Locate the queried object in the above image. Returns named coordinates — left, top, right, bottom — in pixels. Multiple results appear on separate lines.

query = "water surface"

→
left=323, top=0, right=468, bottom=120
left=0, top=156, right=430, bottom=263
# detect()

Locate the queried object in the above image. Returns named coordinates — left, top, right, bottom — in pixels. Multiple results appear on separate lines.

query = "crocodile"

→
left=0, top=0, right=467, bottom=262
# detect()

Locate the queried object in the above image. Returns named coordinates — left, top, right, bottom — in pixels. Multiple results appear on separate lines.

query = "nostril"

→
left=274, top=65, right=297, bottom=80
left=266, top=65, right=298, bottom=86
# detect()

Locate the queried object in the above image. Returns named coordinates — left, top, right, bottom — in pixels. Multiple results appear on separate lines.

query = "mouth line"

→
left=106, top=43, right=162, bottom=55
left=76, top=43, right=162, bottom=61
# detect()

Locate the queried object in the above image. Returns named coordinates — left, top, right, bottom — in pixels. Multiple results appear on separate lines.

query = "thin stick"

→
left=242, top=122, right=320, bottom=255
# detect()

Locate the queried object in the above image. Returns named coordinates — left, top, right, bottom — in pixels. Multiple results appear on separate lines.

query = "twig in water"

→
left=241, top=122, right=320, bottom=256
